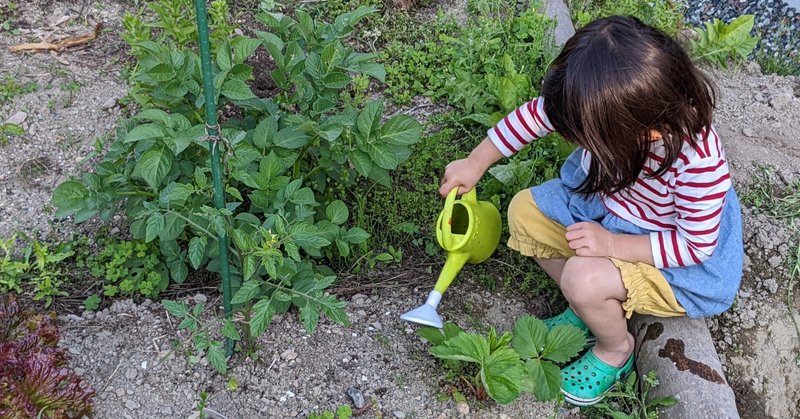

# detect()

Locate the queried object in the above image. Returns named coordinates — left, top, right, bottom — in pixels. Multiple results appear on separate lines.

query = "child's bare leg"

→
left=560, top=256, right=634, bottom=367
left=534, top=257, right=567, bottom=285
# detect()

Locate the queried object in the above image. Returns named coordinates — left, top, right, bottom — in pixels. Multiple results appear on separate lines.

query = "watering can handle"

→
left=442, top=187, right=458, bottom=249
left=441, top=187, right=477, bottom=248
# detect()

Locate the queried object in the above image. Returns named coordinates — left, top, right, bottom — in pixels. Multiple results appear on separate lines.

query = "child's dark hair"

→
left=542, top=15, right=715, bottom=195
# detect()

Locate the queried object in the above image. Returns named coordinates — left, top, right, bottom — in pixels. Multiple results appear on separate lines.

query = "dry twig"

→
left=9, top=23, right=102, bottom=53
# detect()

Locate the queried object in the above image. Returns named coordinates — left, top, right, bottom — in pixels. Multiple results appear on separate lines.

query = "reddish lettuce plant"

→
left=0, top=296, right=95, bottom=418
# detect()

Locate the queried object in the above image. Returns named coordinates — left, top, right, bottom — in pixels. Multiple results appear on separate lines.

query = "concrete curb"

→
left=629, top=315, right=740, bottom=419
left=538, top=0, right=575, bottom=46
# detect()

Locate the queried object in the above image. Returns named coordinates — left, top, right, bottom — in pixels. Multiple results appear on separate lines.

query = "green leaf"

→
left=443, top=322, right=465, bottom=340
left=232, top=280, right=262, bottom=304
left=430, top=332, right=487, bottom=364
left=326, top=200, right=349, bottom=225
left=125, top=123, right=166, bottom=143
left=145, top=213, right=165, bottom=243
left=291, top=223, right=332, bottom=249
left=356, top=62, right=385, bottom=82
left=511, top=315, right=547, bottom=359
left=145, top=63, right=175, bottom=82
left=243, top=255, right=257, bottom=281
left=368, top=143, right=399, bottom=170
left=253, top=117, right=278, bottom=149
left=342, top=227, right=369, bottom=244
left=350, top=150, right=373, bottom=178
left=650, top=396, right=679, bottom=407
left=232, top=37, right=261, bottom=64
left=188, top=236, right=207, bottom=269
left=51, top=181, right=89, bottom=217
left=356, top=101, right=383, bottom=141
left=163, top=300, right=189, bottom=317
left=250, top=298, right=275, bottom=336
left=134, top=109, right=171, bottom=125
left=335, top=239, right=350, bottom=257
left=273, top=126, right=310, bottom=149
left=482, top=346, right=526, bottom=404
left=416, top=327, right=445, bottom=346
left=137, top=145, right=173, bottom=191
left=169, top=259, right=188, bottom=284
left=159, top=182, right=193, bottom=206
left=217, top=41, right=233, bottom=71
left=207, top=344, right=228, bottom=375
left=83, top=294, right=101, bottom=311
left=525, top=358, right=562, bottom=401
left=221, top=79, right=256, bottom=100
left=323, top=72, right=351, bottom=89
left=222, top=319, right=241, bottom=341
left=380, top=115, right=422, bottom=145
left=543, top=324, right=585, bottom=363
left=159, top=212, right=187, bottom=241
left=226, top=186, right=243, bottom=201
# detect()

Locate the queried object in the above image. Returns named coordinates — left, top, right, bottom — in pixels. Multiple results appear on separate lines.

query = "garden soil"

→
left=2, top=1, right=800, bottom=418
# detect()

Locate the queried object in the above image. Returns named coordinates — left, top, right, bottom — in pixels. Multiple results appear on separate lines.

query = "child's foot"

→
left=542, top=307, right=596, bottom=346
left=560, top=341, right=635, bottom=406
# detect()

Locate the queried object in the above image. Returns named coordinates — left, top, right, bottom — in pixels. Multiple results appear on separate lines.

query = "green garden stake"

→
left=194, top=0, right=234, bottom=357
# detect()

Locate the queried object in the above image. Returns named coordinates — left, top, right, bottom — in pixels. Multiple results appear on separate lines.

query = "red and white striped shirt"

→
left=488, top=97, right=731, bottom=269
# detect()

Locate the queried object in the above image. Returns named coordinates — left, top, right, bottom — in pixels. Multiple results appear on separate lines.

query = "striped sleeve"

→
left=649, top=156, right=732, bottom=268
left=487, top=97, right=555, bottom=157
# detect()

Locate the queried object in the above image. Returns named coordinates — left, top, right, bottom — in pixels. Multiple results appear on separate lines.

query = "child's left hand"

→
left=565, top=222, right=615, bottom=258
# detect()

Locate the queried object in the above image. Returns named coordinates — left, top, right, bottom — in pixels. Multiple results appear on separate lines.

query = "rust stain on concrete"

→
left=658, top=338, right=726, bottom=385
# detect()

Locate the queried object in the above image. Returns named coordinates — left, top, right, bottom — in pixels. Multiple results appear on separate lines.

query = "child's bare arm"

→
left=438, top=137, right=503, bottom=197
left=566, top=222, right=655, bottom=265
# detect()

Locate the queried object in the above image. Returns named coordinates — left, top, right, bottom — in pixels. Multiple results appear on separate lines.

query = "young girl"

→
left=439, top=15, right=743, bottom=406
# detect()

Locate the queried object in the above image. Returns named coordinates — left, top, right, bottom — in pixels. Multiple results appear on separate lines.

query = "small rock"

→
left=125, top=368, right=138, bottom=380
left=68, top=347, right=80, bottom=355
left=115, top=388, right=125, bottom=398
left=741, top=127, right=755, bottom=138
left=161, top=406, right=173, bottom=416
left=393, top=411, right=406, bottom=419
left=280, top=349, right=297, bottom=361
left=768, top=255, right=783, bottom=269
left=74, top=367, right=86, bottom=375
left=193, top=293, right=208, bottom=304
left=457, top=402, right=470, bottom=416
left=141, top=361, right=148, bottom=369
left=764, top=277, right=779, bottom=294
left=6, top=111, right=27, bottom=125
left=769, top=93, right=792, bottom=110
left=125, top=399, right=139, bottom=410
left=101, top=98, right=117, bottom=110
left=346, top=387, right=366, bottom=409
left=65, top=314, right=82, bottom=322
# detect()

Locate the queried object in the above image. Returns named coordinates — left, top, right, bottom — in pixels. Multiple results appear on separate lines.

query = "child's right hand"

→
left=439, top=157, right=485, bottom=197
left=439, top=137, right=504, bottom=197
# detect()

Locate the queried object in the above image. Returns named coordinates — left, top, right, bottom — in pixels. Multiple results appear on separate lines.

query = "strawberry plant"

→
left=419, top=316, right=585, bottom=404
left=0, top=296, right=95, bottom=418
left=51, top=4, right=422, bottom=373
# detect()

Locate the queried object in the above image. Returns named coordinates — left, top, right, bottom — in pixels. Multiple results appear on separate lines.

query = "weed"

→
left=61, top=80, right=82, bottom=93
left=584, top=370, right=677, bottom=419
left=0, top=235, right=73, bottom=307
left=0, top=123, right=24, bottom=145
left=0, top=76, right=38, bottom=106
left=0, top=2, right=20, bottom=35
left=691, top=15, right=760, bottom=69
left=196, top=391, right=209, bottom=418
left=308, top=405, right=353, bottom=419
left=741, top=163, right=800, bottom=222
left=570, top=0, right=686, bottom=36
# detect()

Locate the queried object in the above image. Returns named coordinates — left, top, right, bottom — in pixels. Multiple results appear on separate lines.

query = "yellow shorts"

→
left=507, top=190, right=686, bottom=319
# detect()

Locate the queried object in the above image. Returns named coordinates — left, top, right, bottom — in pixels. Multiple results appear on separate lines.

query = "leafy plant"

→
left=571, top=0, right=685, bottom=36
left=691, top=15, right=759, bottom=69
left=80, top=238, right=172, bottom=298
left=308, top=404, right=353, bottom=419
left=0, top=296, right=95, bottom=418
left=419, top=317, right=585, bottom=404
left=0, top=123, right=25, bottom=145
left=164, top=300, right=233, bottom=374
left=53, top=5, right=422, bottom=373
left=0, top=235, right=73, bottom=307
left=585, top=370, right=677, bottom=419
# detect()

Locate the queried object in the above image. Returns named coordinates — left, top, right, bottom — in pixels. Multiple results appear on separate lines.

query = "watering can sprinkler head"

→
left=399, top=291, right=443, bottom=328
left=401, top=187, right=501, bottom=328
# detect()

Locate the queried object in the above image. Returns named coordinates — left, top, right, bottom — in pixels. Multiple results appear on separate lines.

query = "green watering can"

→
left=400, top=187, right=502, bottom=328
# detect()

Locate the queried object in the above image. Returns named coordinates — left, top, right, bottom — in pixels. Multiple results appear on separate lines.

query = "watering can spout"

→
left=433, top=252, right=470, bottom=294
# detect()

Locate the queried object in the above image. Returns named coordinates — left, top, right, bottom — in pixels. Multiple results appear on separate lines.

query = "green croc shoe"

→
left=561, top=349, right=635, bottom=406
left=543, top=307, right=596, bottom=346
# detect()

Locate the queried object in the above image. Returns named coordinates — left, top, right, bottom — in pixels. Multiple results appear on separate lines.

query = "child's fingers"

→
left=567, top=237, right=587, bottom=250
left=565, top=229, right=583, bottom=241
left=566, top=222, right=588, bottom=231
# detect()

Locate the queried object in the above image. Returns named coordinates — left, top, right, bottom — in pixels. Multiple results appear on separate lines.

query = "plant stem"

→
left=116, top=191, right=158, bottom=198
